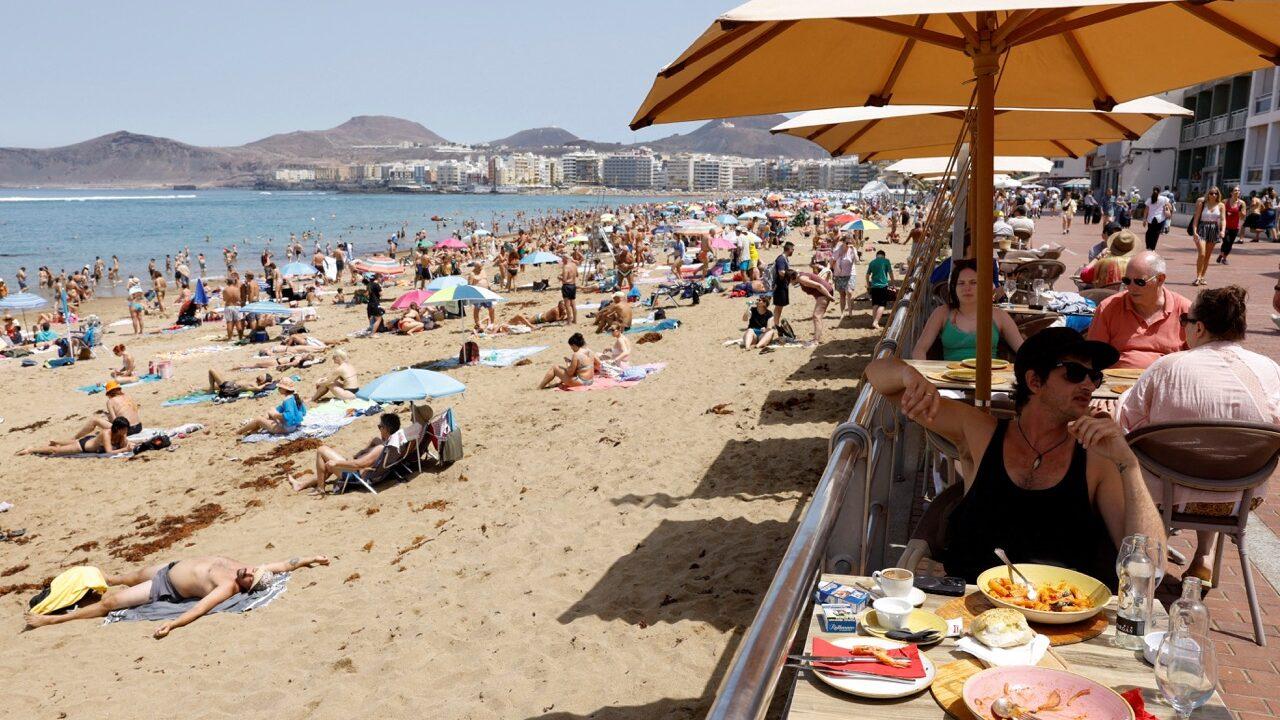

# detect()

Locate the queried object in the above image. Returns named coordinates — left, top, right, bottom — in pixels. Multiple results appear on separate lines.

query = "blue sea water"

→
left=0, top=189, right=679, bottom=290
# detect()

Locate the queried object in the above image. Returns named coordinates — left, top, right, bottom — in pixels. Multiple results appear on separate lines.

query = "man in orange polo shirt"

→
left=1087, top=251, right=1191, bottom=369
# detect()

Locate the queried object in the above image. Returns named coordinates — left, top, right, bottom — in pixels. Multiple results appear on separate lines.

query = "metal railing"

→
left=1212, top=115, right=1228, bottom=134
left=1181, top=125, right=1196, bottom=143
left=1195, top=119, right=1210, bottom=139
left=1230, top=108, right=1248, bottom=130
left=705, top=155, right=960, bottom=720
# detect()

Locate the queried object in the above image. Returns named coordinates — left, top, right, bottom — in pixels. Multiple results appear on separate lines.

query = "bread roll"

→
left=971, top=608, right=1034, bottom=648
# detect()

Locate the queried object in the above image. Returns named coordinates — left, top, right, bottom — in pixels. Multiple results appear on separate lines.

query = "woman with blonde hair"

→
left=1189, top=186, right=1224, bottom=286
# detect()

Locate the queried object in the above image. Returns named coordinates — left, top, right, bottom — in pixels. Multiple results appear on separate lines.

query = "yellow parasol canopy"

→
left=771, top=96, right=1190, bottom=160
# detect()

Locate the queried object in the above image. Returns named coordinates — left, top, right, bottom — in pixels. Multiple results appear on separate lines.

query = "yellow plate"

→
left=1103, top=368, right=1143, bottom=380
left=857, top=608, right=948, bottom=645
left=976, top=564, right=1111, bottom=625
left=942, top=369, right=978, bottom=382
left=961, top=358, right=1010, bottom=370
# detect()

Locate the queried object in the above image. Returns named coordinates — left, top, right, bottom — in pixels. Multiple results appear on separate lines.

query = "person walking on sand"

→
left=559, top=256, right=578, bottom=324
left=772, top=241, right=794, bottom=325
left=24, top=555, right=330, bottom=638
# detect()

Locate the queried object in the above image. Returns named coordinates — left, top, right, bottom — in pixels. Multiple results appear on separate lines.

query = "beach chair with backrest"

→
left=331, top=443, right=403, bottom=495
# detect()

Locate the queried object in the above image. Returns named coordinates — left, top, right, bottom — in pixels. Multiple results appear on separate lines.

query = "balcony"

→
left=1229, top=109, right=1248, bottom=129
left=1248, top=166, right=1264, bottom=184
left=1255, top=94, right=1272, bottom=114
left=1212, top=115, right=1228, bottom=134
left=1196, top=119, right=1210, bottom=138
left=1270, top=166, right=1280, bottom=183
left=1181, top=124, right=1196, bottom=143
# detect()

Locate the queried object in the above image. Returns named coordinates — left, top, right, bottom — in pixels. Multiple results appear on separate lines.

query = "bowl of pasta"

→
left=976, top=564, right=1111, bottom=625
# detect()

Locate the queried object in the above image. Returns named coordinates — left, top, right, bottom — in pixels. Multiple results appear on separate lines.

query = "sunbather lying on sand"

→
left=207, top=369, right=274, bottom=398
left=234, top=353, right=324, bottom=370
left=24, top=554, right=329, bottom=638
left=510, top=300, right=570, bottom=328
left=17, top=416, right=134, bottom=456
left=109, top=344, right=139, bottom=383
left=266, top=333, right=327, bottom=353
left=311, top=349, right=359, bottom=402
left=288, top=412, right=400, bottom=492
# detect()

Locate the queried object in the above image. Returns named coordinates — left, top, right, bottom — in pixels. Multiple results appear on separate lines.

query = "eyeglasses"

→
left=1054, top=361, right=1104, bottom=386
left=1179, top=312, right=1200, bottom=326
left=1120, top=275, right=1159, bottom=287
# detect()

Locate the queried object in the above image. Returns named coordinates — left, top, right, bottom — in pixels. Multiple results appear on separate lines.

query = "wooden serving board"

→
left=930, top=652, right=1070, bottom=720
left=936, top=592, right=1107, bottom=646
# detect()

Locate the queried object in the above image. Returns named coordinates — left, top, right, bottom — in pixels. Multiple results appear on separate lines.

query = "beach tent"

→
left=357, top=369, right=465, bottom=403
left=631, top=0, right=1280, bottom=404
left=769, top=97, right=1189, bottom=160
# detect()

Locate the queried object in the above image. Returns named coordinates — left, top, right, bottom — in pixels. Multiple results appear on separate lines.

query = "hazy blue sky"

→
left=0, top=1, right=732, bottom=148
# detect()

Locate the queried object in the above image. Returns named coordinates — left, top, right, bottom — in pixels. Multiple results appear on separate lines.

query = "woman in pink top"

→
left=1116, top=286, right=1280, bottom=583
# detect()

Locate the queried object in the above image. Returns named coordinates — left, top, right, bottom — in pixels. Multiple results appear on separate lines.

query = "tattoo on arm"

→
left=289, top=556, right=300, bottom=567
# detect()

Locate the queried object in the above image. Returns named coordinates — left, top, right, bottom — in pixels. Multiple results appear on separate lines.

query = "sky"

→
left=0, top=1, right=733, bottom=149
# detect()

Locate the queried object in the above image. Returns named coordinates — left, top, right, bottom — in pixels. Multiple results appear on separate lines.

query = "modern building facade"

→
left=601, top=151, right=659, bottom=189
left=1241, top=67, right=1280, bottom=195
left=1084, top=90, right=1184, bottom=196
left=1173, top=73, right=1251, bottom=200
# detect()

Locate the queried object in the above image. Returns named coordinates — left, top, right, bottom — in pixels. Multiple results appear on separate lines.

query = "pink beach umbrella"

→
left=391, top=289, right=436, bottom=310
left=710, top=235, right=736, bottom=250
left=436, top=238, right=468, bottom=250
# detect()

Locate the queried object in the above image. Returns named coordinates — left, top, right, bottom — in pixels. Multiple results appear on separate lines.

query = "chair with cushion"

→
left=1126, top=420, right=1280, bottom=646
left=1007, top=259, right=1067, bottom=291
left=1081, top=286, right=1121, bottom=305
left=332, top=443, right=403, bottom=495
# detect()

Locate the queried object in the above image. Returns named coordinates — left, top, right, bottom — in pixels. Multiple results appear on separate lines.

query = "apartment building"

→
left=561, top=151, right=603, bottom=185
left=1173, top=73, right=1251, bottom=199
left=692, top=156, right=734, bottom=191
left=601, top=151, right=659, bottom=189
left=1084, top=90, right=1184, bottom=195
left=1241, top=67, right=1280, bottom=194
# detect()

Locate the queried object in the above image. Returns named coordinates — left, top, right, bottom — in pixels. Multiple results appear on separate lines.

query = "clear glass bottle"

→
left=1169, top=576, right=1210, bottom=638
left=1115, top=534, right=1153, bottom=650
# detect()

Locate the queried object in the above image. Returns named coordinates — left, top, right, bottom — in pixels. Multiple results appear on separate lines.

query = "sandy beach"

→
left=0, top=233, right=909, bottom=719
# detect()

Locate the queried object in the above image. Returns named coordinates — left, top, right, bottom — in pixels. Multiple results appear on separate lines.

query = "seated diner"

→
left=1087, top=251, right=1190, bottom=369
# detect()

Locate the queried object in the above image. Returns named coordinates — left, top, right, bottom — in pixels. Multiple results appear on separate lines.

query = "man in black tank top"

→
left=865, top=328, right=1165, bottom=590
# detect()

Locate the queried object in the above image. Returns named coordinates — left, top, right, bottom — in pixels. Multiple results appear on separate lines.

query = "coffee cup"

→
left=872, top=597, right=913, bottom=631
left=872, top=567, right=914, bottom=598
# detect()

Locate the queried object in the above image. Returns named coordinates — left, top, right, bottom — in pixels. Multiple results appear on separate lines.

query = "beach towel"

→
left=76, top=373, right=163, bottom=395
left=240, top=399, right=380, bottom=443
left=161, top=391, right=218, bottom=407
left=479, top=346, right=547, bottom=367
left=626, top=319, right=681, bottom=334
left=59, top=423, right=206, bottom=459
left=158, top=325, right=193, bottom=335
left=103, top=572, right=290, bottom=625
left=154, top=345, right=234, bottom=362
left=560, top=363, right=665, bottom=392
left=108, top=318, right=133, bottom=328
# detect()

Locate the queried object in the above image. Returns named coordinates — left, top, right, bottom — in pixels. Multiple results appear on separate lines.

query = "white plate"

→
left=868, top=585, right=927, bottom=607
left=808, top=636, right=935, bottom=699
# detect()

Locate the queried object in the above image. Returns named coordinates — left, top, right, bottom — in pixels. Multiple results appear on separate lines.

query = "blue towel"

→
left=76, top=374, right=163, bottom=395
left=626, top=319, right=681, bottom=334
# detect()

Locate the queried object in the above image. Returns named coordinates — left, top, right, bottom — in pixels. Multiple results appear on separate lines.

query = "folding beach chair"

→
left=332, top=443, right=403, bottom=495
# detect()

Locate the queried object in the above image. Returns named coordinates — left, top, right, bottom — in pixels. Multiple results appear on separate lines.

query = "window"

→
left=1052, top=160, right=1064, bottom=169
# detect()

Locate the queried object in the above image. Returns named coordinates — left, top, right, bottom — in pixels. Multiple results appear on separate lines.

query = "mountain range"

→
left=0, top=113, right=826, bottom=187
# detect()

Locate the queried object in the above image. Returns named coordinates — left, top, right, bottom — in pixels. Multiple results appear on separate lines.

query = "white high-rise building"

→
left=561, top=151, right=603, bottom=185
left=692, top=156, right=733, bottom=191
left=602, top=151, right=659, bottom=189
left=664, top=155, right=695, bottom=190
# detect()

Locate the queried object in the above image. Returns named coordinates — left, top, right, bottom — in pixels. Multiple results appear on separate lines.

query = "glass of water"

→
left=1154, top=631, right=1218, bottom=720
left=1003, top=277, right=1017, bottom=307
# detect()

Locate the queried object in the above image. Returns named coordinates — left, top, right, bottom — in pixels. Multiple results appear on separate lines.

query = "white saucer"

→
left=868, top=585, right=927, bottom=607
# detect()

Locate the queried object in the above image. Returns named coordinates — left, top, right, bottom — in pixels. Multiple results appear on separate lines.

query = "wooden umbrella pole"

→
left=971, top=15, right=999, bottom=409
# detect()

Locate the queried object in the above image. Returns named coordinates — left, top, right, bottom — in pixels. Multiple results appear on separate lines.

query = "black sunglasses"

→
left=1054, top=361, right=1104, bottom=386
left=1120, top=275, right=1159, bottom=287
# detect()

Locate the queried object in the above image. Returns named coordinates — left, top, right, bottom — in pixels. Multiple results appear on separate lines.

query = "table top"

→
left=784, top=574, right=1230, bottom=720
left=904, top=359, right=1124, bottom=400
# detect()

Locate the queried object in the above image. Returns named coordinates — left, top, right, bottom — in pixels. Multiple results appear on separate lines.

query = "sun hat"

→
left=249, top=567, right=275, bottom=592
left=277, top=377, right=296, bottom=392
left=1106, top=229, right=1137, bottom=257
left=104, top=380, right=122, bottom=394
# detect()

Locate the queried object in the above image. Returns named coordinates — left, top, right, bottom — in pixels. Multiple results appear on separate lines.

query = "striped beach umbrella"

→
left=840, top=219, right=881, bottom=232
left=0, top=291, right=48, bottom=326
left=422, top=284, right=505, bottom=305
left=240, top=301, right=293, bottom=317
left=350, top=256, right=404, bottom=276
left=426, top=275, right=467, bottom=291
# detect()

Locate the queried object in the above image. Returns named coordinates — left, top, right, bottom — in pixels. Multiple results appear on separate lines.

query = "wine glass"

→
left=1003, top=277, right=1018, bottom=307
left=1154, top=631, right=1218, bottom=720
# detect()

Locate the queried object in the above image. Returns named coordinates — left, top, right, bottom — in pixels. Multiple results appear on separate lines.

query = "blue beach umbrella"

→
left=520, top=251, right=561, bottom=266
left=357, top=369, right=466, bottom=402
left=193, top=279, right=209, bottom=306
left=240, top=301, right=293, bottom=316
left=0, top=291, right=48, bottom=328
left=426, top=275, right=467, bottom=291
left=738, top=211, right=767, bottom=220
left=716, top=214, right=739, bottom=226
left=280, top=261, right=317, bottom=278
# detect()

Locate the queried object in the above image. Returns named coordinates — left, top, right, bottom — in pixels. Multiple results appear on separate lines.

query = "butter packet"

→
left=820, top=604, right=860, bottom=633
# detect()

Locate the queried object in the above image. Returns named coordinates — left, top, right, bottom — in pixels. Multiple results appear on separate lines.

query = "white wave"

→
left=0, top=194, right=198, bottom=203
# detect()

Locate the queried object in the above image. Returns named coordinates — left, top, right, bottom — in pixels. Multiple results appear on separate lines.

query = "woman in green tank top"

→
left=911, top=258, right=1025, bottom=361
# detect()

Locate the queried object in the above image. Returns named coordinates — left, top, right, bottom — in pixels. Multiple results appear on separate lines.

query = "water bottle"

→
left=1169, top=576, right=1210, bottom=638
left=1115, top=534, right=1153, bottom=650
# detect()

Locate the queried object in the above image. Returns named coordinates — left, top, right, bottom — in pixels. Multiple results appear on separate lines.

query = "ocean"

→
left=0, top=188, right=681, bottom=290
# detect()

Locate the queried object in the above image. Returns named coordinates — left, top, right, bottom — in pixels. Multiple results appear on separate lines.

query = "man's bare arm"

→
left=261, top=555, right=330, bottom=574
left=153, top=582, right=237, bottom=639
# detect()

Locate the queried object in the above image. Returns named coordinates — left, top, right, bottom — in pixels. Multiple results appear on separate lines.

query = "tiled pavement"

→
left=1032, top=214, right=1280, bottom=719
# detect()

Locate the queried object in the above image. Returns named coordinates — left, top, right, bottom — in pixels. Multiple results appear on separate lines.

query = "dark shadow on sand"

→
left=757, top=387, right=856, bottom=426
left=557, top=517, right=797, bottom=631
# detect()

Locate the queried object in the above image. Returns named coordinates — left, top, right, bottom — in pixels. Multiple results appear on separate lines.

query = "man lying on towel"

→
left=24, top=554, right=329, bottom=638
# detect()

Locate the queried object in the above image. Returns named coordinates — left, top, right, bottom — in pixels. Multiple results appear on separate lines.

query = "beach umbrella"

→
left=520, top=251, right=561, bottom=265
left=765, top=210, right=792, bottom=220
left=437, top=237, right=468, bottom=250
left=599, top=212, right=617, bottom=222
left=423, top=284, right=506, bottom=305
left=426, top=275, right=467, bottom=291
left=710, top=235, right=737, bottom=250
left=240, top=301, right=293, bottom=317
left=0, top=291, right=49, bottom=325
left=673, top=219, right=717, bottom=235
left=469, top=229, right=492, bottom=237
left=391, top=289, right=436, bottom=310
left=1063, top=178, right=1092, bottom=189
left=716, top=214, right=739, bottom=226
left=280, top=261, right=317, bottom=278
left=885, top=156, right=1055, bottom=179
left=737, top=211, right=766, bottom=220
left=631, top=0, right=1280, bottom=406
left=769, top=97, right=1189, bottom=160
left=193, top=279, right=209, bottom=306
left=840, top=219, right=882, bottom=232
left=350, top=256, right=404, bottom=276
left=357, top=368, right=466, bottom=403
left=827, top=213, right=858, bottom=226
left=565, top=234, right=591, bottom=244
left=993, top=174, right=1023, bottom=190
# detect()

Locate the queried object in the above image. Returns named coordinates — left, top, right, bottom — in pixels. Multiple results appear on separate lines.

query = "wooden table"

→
left=904, top=359, right=1124, bottom=401
left=783, top=574, right=1231, bottom=720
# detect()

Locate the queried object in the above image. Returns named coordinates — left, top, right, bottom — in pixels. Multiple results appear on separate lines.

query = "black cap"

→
left=1014, top=327, right=1119, bottom=387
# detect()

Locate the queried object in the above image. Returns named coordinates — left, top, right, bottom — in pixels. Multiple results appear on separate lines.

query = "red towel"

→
left=811, top=637, right=926, bottom=679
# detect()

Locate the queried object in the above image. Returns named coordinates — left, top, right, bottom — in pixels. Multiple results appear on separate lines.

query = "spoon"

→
left=993, top=548, right=1038, bottom=602
left=992, top=697, right=1045, bottom=720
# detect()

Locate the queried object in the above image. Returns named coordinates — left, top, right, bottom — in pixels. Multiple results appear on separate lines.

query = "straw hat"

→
left=277, top=377, right=296, bottom=393
left=1107, top=230, right=1137, bottom=257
